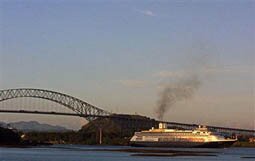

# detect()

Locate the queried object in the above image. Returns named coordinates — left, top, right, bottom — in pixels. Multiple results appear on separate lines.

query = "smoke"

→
left=156, top=74, right=201, bottom=120
left=155, top=52, right=211, bottom=120
left=154, top=43, right=219, bottom=120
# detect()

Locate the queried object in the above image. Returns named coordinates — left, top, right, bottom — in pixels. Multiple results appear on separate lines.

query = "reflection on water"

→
left=0, top=145, right=255, bottom=161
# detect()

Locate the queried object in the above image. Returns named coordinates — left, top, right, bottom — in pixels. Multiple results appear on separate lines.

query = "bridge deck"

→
left=0, top=110, right=108, bottom=118
left=0, top=109, right=254, bottom=135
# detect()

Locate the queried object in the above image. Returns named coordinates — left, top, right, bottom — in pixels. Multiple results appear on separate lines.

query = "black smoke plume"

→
left=156, top=75, right=201, bottom=120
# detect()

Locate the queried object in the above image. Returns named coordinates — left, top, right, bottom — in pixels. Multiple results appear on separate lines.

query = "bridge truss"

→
left=0, top=88, right=111, bottom=121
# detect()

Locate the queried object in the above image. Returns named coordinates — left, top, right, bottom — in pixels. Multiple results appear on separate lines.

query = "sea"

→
left=0, top=145, right=255, bottom=161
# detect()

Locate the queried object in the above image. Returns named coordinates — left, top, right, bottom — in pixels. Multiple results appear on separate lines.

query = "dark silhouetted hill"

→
left=0, top=127, right=21, bottom=145
left=1, top=121, right=70, bottom=132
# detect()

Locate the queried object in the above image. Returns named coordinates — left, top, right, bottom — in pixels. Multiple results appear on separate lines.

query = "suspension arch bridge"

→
left=0, top=88, right=254, bottom=135
left=0, top=88, right=111, bottom=121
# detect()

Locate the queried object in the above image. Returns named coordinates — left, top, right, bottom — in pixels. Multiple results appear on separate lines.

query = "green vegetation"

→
left=78, top=118, right=131, bottom=145
left=24, top=118, right=131, bottom=145
left=233, top=141, right=255, bottom=148
left=0, top=127, right=21, bottom=145
left=233, top=135, right=255, bottom=148
left=24, top=131, right=79, bottom=144
left=1, top=114, right=157, bottom=146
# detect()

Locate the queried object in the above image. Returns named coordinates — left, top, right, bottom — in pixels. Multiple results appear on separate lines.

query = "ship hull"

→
left=130, top=140, right=236, bottom=148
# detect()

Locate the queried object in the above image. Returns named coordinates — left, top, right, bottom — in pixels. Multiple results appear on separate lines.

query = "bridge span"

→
left=0, top=88, right=111, bottom=121
left=0, top=88, right=254, bottom=136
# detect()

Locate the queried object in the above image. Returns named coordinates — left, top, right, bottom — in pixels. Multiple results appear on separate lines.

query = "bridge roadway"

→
left=0, top=109, right=141, bottom=119
left=0, top=109, right=254, bottom=136
left=0, top=109, right=101, bottom=117
left=162, top=121, right=255, bottom=136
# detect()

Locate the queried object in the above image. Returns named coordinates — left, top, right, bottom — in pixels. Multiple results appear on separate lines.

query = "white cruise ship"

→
left=130, top=123, right=237, bottom=148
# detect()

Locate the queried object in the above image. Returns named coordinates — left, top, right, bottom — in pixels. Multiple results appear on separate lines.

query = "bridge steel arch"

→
left=0, top=88, right=111, bottom=121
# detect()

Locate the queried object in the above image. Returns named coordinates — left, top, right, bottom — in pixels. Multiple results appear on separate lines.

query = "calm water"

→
left=0, top=145, right=255, bottom=161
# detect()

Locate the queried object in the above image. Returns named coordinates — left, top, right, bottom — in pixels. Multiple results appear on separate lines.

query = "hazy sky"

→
left=0, top=0, right=254, bottom=130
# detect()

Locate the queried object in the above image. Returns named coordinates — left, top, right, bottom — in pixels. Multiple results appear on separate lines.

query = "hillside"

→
left=0, top=127, right=21, bottom=145
left=0, top=121, right=70, bottom=132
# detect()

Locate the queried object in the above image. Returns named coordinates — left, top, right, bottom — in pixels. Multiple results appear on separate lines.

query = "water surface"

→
left=0, top=145, right=254, bottom=161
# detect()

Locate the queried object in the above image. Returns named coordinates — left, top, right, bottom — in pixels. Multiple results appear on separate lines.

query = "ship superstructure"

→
left=130, top=123, right=237, bottom=148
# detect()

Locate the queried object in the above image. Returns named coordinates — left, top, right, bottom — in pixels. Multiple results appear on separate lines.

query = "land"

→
left=0, top=121, right=70, bottom=132
left=0, top=127, right=21, bottom=146
left=233, top=141, right=255, bottom=148
left=0, top=127, right=53, bottom=147
left=1, top=117, right=255, bottom=148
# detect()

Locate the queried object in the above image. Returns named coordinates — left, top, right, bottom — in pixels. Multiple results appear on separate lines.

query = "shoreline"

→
left=233, top=141, right=255, bottom=148
left=1, top=142, right=255, bottom=148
